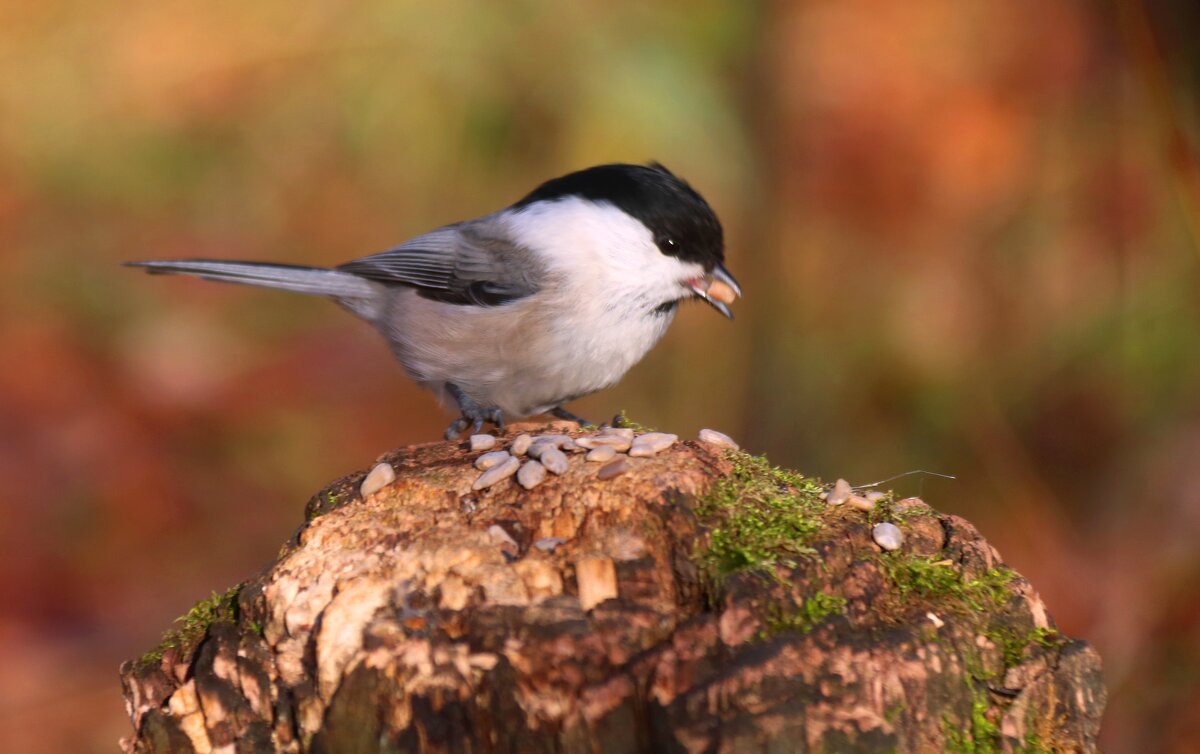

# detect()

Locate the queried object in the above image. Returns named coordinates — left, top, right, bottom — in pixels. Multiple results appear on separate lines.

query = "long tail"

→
left=125, top=259, right=379, bottom=300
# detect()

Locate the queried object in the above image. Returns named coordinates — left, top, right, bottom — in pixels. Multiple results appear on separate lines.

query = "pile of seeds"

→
left=467, top=426, right=739, bottom=491
left=361, top=428, right=910, bottom=554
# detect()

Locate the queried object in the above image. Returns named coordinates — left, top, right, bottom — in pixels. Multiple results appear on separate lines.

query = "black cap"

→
left=512, top=162, right=725, bottom=269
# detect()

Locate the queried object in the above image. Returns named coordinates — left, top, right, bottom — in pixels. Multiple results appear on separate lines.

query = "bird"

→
left=127, top=162, right=741, bottom=439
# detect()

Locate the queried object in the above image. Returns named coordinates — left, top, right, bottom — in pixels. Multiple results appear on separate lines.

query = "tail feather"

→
left=125, top=259, right=379, bottom=301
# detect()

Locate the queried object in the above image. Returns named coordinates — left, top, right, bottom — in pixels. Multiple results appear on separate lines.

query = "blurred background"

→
left=1, top=0, right=1197, bottom=750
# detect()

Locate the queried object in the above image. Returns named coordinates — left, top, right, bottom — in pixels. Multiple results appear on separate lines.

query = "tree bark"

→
left=120, top=423, right=1105, bottom=753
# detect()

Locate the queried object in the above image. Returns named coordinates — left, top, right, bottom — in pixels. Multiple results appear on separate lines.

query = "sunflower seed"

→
left=517, top=460, right=547, bottom=489
left=473, top=456, right=520, bottom=490
left=872, top=522, right=904, bottom=551
left=510, top=433, right=533, bottom=456
left=360, top=462, right=396, bottom=497
left=474, top=450, right=512, bottom=471
left=585, top=445, right=618, bottom=463
left=539, top=446, right=570, bottom=475
left=628, top=432, right=678, bottom=457
left=698, top=428, right=739, bottom=450
left=597, top=457, right=631, bottom=480
left=846, top=494, right=875, bottom=511
left=469, top=434, right=497, bottom=451
left=598, top=427, right=635, bottom=441
left=826, top=479, right=853, bottom=505
left=575, top=435, right=632, bottom=452
left=707, top=279, right=738, bottom=305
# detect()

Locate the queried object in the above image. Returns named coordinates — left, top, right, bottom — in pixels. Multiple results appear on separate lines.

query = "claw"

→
left=488, top=408, right=505, bottom=429
left=444, top=418, right=470, bottom=441
left=444, top=383, right=505, bottom=439
left=550, top=406, right=591, bottom=426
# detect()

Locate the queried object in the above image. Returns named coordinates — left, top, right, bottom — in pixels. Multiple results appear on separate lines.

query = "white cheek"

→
left=506, top=197, right=702, bottom=302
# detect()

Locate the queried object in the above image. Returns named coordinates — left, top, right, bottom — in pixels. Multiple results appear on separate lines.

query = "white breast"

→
left=502, top=198, right=703, bottom=403
left=381, top=198, right=704, bottom=417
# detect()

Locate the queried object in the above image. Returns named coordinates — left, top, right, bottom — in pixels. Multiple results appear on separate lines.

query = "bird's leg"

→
left=444, top=383, right=504, bottom=440
left=444, top=417, right=469, bottom=440
left=487, top=407, right=505, bottom=429
left=550, top=406, right=592, bottom=427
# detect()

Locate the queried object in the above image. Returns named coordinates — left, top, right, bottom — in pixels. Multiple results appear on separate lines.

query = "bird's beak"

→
left=689, top=263, right=742, bottom=319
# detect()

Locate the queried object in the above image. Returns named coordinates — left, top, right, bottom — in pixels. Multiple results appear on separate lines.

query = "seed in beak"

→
left=686, top=264, right=742, bottom=319
left=706, top=279, right=737, bottom=306
left=688, top=279, right=734, bottom=319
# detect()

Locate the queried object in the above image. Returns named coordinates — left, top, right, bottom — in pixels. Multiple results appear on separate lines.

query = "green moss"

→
left=1030, top=625, right=1067, bottom=650
left=938, top=616, right=1068, bottom=752
left=971, top=697, right=1001, bottom=748
left=986, top=624, right=1068, bottom=669
left=307, top=488, right=344, bottom=521
left=611, top=411, right=654, bottom=432
left=135, top=585, right=243, bottom=670
left=685, top=451, right=1062, bottom=751
left=887, top=556, right=1015, bottom=614
left=1019, top=734, right=1049, bottom=754
left=943, top=696, right=1001, bottom=754
left=694, top=451, right=826, bottom=583
left=763, top=591, right=848, bottom=636
left=869, top=493, right=937, bottom=526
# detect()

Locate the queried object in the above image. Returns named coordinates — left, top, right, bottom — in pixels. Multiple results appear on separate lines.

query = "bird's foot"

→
left=444, top=384, right=505, bottom=440
left=550, top=406, right=592, bottom=427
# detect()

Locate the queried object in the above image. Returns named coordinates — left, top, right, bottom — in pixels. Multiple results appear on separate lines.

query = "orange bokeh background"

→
left=2, top=1, right=1198, bottom=751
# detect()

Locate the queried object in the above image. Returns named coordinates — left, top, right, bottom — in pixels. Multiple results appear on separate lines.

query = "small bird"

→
left=128, top=162, right=741, bottom=439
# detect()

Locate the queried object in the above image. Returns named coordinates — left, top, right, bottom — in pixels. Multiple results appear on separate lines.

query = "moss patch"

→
left=136, top=585, right=243, bottom=670
left=691, top=452, right=844, bottom=636
left=886, top=555, right=1015, bottom=615
left=939, top=627, right=1072, bottom=754
left=943, top=695, right=1001, bottom=754
left=763, top=591, right=849, bottom=637
left=694, top=451, right=826, bottom=584
left=307, top=487, right=347, bottom=521
left=611, top=411, right=655, bottom=433
left=987, top=625, right=1067, bottom=669
left=869, top=494, right=937, bottom=526
left=689, top=450, right=1078, bottom=749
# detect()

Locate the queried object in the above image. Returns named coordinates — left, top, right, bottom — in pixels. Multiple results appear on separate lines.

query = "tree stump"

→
left=120, top=423, right=1105, bottom=753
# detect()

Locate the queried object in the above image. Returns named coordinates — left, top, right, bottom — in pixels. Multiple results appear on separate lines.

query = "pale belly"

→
left=377, top=288, right=676, bottom=416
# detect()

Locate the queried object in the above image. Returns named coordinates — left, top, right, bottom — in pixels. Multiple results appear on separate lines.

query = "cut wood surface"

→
left=120, top=422, right=1105, bottom=753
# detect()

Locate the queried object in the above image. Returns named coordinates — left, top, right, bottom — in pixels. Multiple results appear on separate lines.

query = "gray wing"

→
left=337, top=219, right=539, bottom=306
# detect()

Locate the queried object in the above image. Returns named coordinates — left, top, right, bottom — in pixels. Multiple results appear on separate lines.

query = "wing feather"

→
left=337, top=220, right=538, bottom=306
